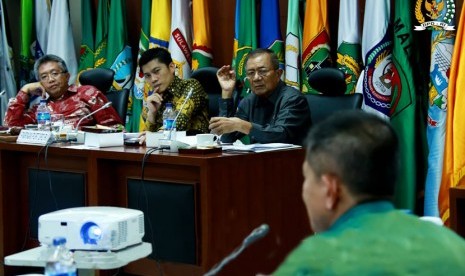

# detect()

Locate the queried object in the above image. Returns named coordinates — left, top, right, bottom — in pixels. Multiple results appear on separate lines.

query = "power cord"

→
left=139, top=147, right=164, bottom=276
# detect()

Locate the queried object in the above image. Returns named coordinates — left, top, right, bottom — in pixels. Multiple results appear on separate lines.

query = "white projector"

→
left=39, top=206, right=145, bottom=251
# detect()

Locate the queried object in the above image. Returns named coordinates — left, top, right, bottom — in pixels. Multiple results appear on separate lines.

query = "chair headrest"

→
left=308, top=67, right=347, bottom=96
left=79, top=68, right=115, bottom=93
left=191, top=67, right=222, bottom=95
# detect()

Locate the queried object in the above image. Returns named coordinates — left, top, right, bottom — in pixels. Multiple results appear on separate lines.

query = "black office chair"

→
left=79, top=68, right=129, bottom=122
left=191, top=67, right=223, bottom=118
left=305, top=67, right=363, bottom=124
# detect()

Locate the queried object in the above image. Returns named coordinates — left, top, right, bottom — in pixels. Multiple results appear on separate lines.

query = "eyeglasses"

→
left=39, top=71, right=65, bottom=81
left=245, top=68, right=274, bottom=79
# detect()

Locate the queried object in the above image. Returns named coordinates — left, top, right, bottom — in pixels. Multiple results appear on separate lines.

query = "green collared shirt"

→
left=145, top=76, right=209, bottom=134
left=274, top=201, right=465, bottom=275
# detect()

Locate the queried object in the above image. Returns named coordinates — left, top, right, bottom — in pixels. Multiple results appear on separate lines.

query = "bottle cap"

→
left=52, top=236, right=66, bottom=246
left=166, top=103, right=173, bottom=108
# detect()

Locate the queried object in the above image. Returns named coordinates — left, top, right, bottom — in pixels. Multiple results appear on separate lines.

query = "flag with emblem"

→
left=149, top=0, right=171, bottom=49
left=424, top=1, right=456, bottom=217
left=336, top=0, right=362, bottom=94
left=19, top=0, right=34, bottom=87
left=233, top=0, right=257, bottom=97
left=356, top=0, right=392, bottom=119
left=260, top=0, right=284, bottom=70
left=169, top=0, right=192, bottom=79
left=0, top=0, right=17, bottom=123
left=192, top=0, right=213, bottom=70
left=285, top=0, right=302, bottom=90
left=439, top=2, right=462, bottom=226
left=128, top=0, right=151, bottom=132
left=46, top=0, right=78, bottom=84
left=104, top=0, right=133, bottom=92
left=301, top=0, right=331, bottom=93
left=391, top=0, right=421, bottom=210
left=94, top=0, right=109, bottom=68
left=34, top=0, right=50, bottom=59
left=78, top=0, right=95, bottom=74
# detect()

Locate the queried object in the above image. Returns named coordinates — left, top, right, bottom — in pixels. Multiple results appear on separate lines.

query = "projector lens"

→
left=81, top=222, right=102, bottom=245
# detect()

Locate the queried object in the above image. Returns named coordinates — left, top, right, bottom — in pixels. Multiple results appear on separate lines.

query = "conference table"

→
left=0, top=141, right=309, bottom=275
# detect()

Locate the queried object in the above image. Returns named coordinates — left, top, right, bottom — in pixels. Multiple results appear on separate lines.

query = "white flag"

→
left=34, top=0, right=51, bottom=58
left=168, top=0, right=192, bottom=79
left=284, top=0, right=301, bottom=90
left=46, top=0, right=77, bottom=84
left=356, top=0, right=392, bottom=119
left=0, top=0, right=17, bottom=123
left=337, top=0, right=362, bottom=94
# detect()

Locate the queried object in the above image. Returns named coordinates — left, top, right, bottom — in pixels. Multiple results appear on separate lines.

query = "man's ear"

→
left=321, top=173, right=340, bottom=210
left=169, top=62, right=176, bottom=73
left=276, top=68, right=284, bottom=78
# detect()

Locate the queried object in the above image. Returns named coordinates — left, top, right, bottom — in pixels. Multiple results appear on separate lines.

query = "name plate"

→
left=17, top=129, right=53, bottom=145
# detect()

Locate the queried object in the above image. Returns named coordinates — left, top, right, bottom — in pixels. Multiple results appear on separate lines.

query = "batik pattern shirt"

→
left=145, top=77, right=209, bottom=134
left=4, top=85, right=122, bottom=128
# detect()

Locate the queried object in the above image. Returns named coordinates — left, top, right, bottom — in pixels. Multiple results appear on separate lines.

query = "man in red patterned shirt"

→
left=3, top=54, right=122, bottom=129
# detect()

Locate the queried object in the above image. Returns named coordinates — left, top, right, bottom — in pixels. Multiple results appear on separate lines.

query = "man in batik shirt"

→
left=138, top=47, right=209, bottom=135
left=4, top=54, right=122, bottom=129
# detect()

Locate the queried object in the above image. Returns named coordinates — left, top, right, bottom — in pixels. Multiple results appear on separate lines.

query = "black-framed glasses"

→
left=39, top=71, right=65, bottom=81
left=245, top=68, right=273, bottom=79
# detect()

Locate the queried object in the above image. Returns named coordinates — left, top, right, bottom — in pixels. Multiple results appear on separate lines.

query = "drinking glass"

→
left=51, top=114, right=65, bottom=133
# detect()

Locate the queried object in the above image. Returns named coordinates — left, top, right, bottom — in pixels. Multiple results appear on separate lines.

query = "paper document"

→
left=222, top=143, right=301, bottom=153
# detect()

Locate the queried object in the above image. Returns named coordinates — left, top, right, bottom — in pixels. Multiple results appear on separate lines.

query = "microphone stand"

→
left=204, top=224, right=270, bottom=276
left=74, top=101, right=113, bottom=131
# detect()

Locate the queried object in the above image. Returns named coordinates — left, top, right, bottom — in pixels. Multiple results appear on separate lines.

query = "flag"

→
left=260, top=0, right=284, bottom=70
left=192, top=0, right=213, bottom=70
left=439, top=3, right=463, bottom=225
left=284, top=0, right=302, bottom=90
left=336, top=0, right=362, bottom=94
left=150, top=0, right=171, bottom=48
left=424, top=2, right=456, bottom=217
left=301, top=0, right=332, bottom=93
left=94, top=0, right=109, bottom=68
left=78, top=0, right=95, bottom=75
left=390, top=0, right=419, bottom=210
left=0, top=0, right=17, bottom=124
left=128, top=0, right=151, bottom=132
left=104, top=0, right=133, bottom=91
left=234, top=0, right=257, bottom=97
left=19, top=0, right=34, bottom=87
left=34, top=0, right=50, bottom=59
left=356, top=0, right=392, bottom=119
left=46, top=0, right=78, bottom=84
left=169, top=0, right=192, bottom=79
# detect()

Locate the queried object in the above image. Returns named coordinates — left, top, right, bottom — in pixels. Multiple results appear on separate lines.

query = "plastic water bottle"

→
left=162, top=103, right=176, bottom=140
left=44, top=237, right=77, bottom=276
left=36, top=99, right=51, bottom=131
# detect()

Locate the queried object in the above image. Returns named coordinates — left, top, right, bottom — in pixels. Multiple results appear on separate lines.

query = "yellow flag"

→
left=439, top=6, right=464, bottom=226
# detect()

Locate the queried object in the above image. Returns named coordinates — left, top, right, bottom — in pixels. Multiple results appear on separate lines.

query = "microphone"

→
left=74, top=101, right=113, bottom=131
left=203, top=224, right=270, bottom=276
left=167, top=88, right=193, bottom=140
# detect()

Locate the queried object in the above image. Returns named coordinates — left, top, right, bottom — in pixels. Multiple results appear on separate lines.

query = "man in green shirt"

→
left=274, top=110, right=465, bottom=275
left=138, top=47, right=209, bottom=135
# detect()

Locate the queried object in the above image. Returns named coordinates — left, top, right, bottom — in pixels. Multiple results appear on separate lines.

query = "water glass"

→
left=51, top=114, right=65, bottom=132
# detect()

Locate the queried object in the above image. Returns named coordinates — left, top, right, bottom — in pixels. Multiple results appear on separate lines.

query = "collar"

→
left=328, top=200, right=395, bottom=232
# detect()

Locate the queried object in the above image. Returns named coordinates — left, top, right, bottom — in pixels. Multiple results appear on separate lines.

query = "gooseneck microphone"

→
left=167, top=88, right=193, bottom=140
left=203, top=224, right=270, bottom=276
left=74, top=101, right=113, bottom=131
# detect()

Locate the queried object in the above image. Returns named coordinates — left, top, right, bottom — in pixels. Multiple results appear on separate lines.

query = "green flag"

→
left=78, top=0, right=94, bottom=75
left=94, top=0, right=109, bottom=68
left=104, top=0, right=133, bottom=92
left=390, top=0, right=417, bottom=210
left=20, top=0, right=34, bottom=86
left=127, top=0, right=151, bottom=132
left=233, top=0, right=257, bottom=98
